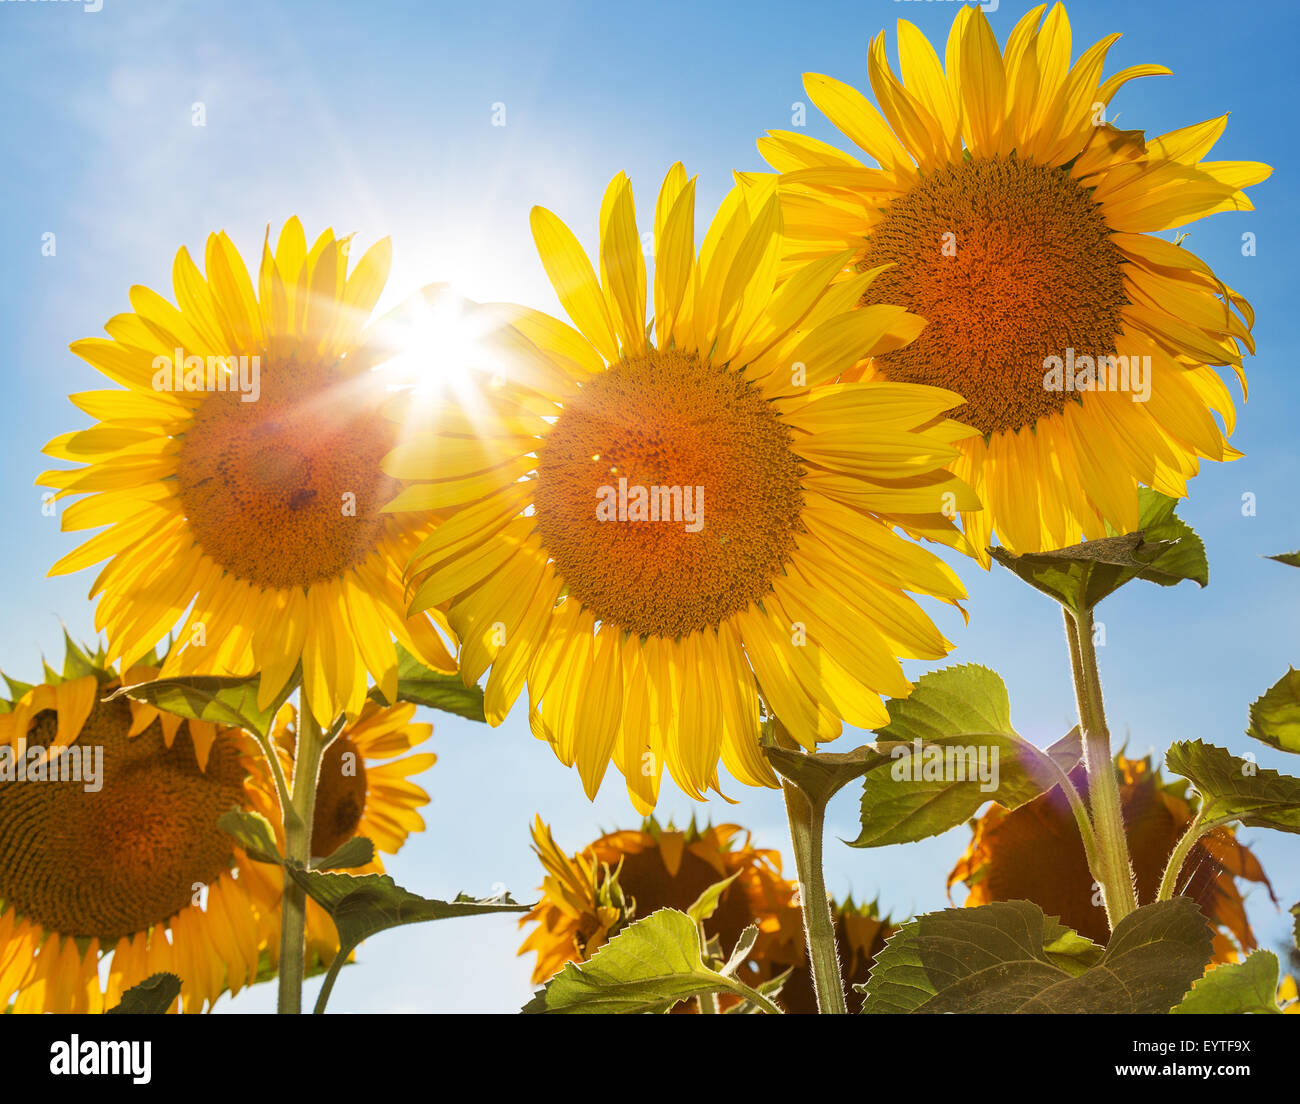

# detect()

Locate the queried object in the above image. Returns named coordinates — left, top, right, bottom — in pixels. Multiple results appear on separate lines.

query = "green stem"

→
left=1157, top=814, right=1232, bottom=903
left=1034, top=741, right=1103, bottom=881
left=277, top=703, right=326, bottom=1015
left=728, top=979, right=784, bottom=1015
left=312, top=943, right=351, bottom=1015
left=781, top=780, right=847, bottom=1015
left=1064, top=607, right=1137, bottom=928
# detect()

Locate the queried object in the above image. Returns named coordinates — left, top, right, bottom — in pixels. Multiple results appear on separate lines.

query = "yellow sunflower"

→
left=518, top=816, right=896, bottom=1013
left=385, top=166, right=977, bottom=809
left=761, top=4, right=1269, bottom=559
left=948, top=753, right=1275, bottom=960
left=37, top=219, right=457, bottom=726
left=238, top=699, right=435, bottom=969
left=518, top=816, right=798, bottom=998
left=0, top=641, right=274, bottom=1013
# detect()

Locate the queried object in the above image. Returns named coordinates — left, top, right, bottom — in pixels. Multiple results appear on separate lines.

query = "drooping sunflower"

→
left=761, top=4, right=1269, bottom=559
left=385, top=166, right=977, bottom=808
left=238, top=699, right=435, bottom=969
left=0, top=639, right=274, bottom=1013
left=948, top=753, right=1275, bottom=959
left=518, top=816, right=895, bottom=1013
left=37, top=219, right=457, bottom=725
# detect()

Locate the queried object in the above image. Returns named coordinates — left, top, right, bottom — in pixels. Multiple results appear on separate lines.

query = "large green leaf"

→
left=851, top=665, right=1080, bottom=847
left=859, top=899, right=1212, bottom=1014
left=108, top=668, right=298, bottom=738
left=1171, top=950, right=1285, bottom=1014
left=285, top=866, right=528, bottom=951
left=1165, top=740, right=1300, bottom=833
left=369, top=645, right=486, bottom=722
left=1268, top=551, right=1300, bottom=568
left=990, top=489, right=1207, bottom=613
left=105, top=973, right=181, bottom=1014
left=1248, top=669, right=1300, bottom=754
left=523, top=909, right=777, bottom=1014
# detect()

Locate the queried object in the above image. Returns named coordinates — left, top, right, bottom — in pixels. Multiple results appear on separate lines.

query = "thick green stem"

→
left=277, top=704, right=326, bottom=1015
left=781, top=781, right=847, bottom=1015
left=1064, top=608, right=1137, bottom=928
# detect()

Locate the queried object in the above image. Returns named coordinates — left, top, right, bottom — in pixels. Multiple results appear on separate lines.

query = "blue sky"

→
left=1, top=0, right=1297, bottom=1012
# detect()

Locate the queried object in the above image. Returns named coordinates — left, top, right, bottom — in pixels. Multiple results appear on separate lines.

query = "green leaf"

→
left=523, top=908, right=777, bottom=1014
left=1165, top=740, right=1300, bottom=833
left=990, top=489, right=1207, bottom=613
left=285, top=867, right=528, bottom=952
left=1171, top=950, right=1285, bottom=1014
left=217, top=808, right=282, bottom=865
left=851, top=665, right=1080, bottom=847
left=1247, top=669, right=1300, bottom=754
left=1268, top=551, right=1300, bottom=568
left=859, top=899, right=1212, bottom=1014
left=105, top=973, right=181, bottom=1014
left=108, top=667, right=299, bottom=739
left=369, top=645, right=486, bottom=722
left=686, top=871, right=740, bottom=926
left=1292, top=902, right=1299, bottom=954
left=313, top=836, right=376, bottom=871
left=763, top=742, right=889, bottom=807
left=721, top=924, right=759, bottom=977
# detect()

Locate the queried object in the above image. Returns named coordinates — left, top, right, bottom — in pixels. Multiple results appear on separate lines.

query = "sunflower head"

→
left=518, top=816, right=898, bottom=1013
left=763, top=3, right=1269, bottom=559
left=948, top=752, right=1275, bottom=959
left=38, top=218, right=457, bottom=727
left=387, top=166, right=978, bottom=808
left=518, top=815, right=797, bottom=992
left=0, top=637, right=274, bottom=1012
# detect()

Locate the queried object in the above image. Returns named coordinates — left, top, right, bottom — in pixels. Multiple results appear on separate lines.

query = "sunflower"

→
left=948, top=753, right=1275, bottom=959
left=0, top=639, right=274, bottom=1013
left=760, top=4, right=1269, bottom=559
left=385, top=166, right=976, bottom=808
left=518, top=816, right=895, bottom=1013
left=238, top=699, right=435, bottom=969
left=37, top=218, right=457, bottom=726
left=518, top=816, right=797, bottom=998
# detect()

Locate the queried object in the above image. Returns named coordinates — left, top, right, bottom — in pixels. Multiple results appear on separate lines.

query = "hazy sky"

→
left=2, top=0, right=1297, bottom=1012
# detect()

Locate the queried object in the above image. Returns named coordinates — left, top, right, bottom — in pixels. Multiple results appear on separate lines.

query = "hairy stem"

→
left=1064, top=608, right=1137, bottom=928
left=781, top=781, right=847, bottom=1015
left=277, top=703, right=325, bottom=1014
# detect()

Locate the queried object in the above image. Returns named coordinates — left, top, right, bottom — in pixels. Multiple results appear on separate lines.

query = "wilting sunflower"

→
left=385, top=166, right=977, bottom=808
left=0, top=639, right=274, bottom=1013
left=518, top=816, right=895, bottom=1012
left=761, top=4, right=1269, bottom=558
left=37, top=219, right=456, bottom=725
left=238, top=699, right=435, bottom=969
left=948, top=754, right=1275, bottom=959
